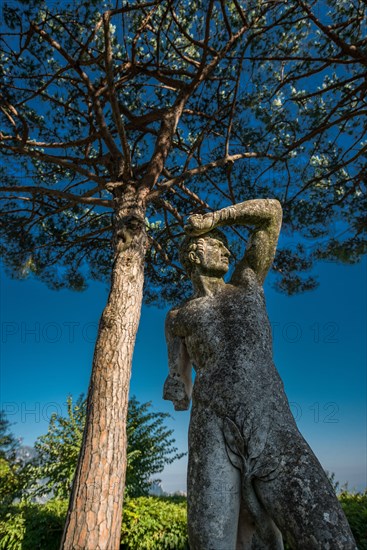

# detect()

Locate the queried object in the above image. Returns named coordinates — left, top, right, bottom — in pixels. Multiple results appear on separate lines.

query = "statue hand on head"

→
left=185, top=212, right=216, bottom=236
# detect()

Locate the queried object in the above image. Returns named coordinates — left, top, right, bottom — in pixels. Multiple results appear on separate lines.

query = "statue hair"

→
left=179, top=229, right=229, bottom=275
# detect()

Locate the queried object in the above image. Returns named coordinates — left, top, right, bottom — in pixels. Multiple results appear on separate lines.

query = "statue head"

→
left=179, top=229, right=231, bottom=278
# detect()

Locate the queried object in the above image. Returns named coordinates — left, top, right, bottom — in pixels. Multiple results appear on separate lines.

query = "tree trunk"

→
left=60, top=189, right=147, bottom=550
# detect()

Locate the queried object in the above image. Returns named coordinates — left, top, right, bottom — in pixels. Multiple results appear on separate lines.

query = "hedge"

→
left=0, top=492, right=365, bottom=549
left=0, top=497, right=188, bottom=550
left=121, top=496, right=188, bottom=549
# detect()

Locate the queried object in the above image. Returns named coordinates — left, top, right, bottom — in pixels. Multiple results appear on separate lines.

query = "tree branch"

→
left=141, top=19, right=250, bottom=195
left=147, top=152, right=282, bottom=201
left=31, top=22, right=122, bottom=160
left=0, top=143, right=106, bottom=184
left=0, top=185, right=112, bottom=208
left=295, top=0, right=367, bottom=66
left=103, top=12, right=132, bottom=178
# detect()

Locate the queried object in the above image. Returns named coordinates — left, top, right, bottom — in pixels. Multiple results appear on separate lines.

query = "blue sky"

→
left=0, top=255, right=366, bottom=494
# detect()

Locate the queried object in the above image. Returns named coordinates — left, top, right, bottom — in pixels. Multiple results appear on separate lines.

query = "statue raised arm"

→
left=185, top=198, right=282, bottom=285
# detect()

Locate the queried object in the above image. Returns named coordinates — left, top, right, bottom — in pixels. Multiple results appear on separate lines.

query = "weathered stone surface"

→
left=163, top=199, right=357, bottom=550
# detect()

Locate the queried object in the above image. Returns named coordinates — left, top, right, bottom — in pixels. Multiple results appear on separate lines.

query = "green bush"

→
left=340, top=491, right=367, bottom=550
left=0, top=497, right=188, bottom=550
left=0, top=492, right=365, bottom=549
left=0, top=506, right=25, bottom=550
left=0, top=499, right=67, bottom=550
left=121, top=496, right=188, bottom=549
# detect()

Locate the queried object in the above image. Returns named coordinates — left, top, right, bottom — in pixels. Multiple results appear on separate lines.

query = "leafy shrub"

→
left=0, top=492, right=365, bottom=549
left=0, top=499, right=67, bottom=550
left=340, top=491, right=367, bottom=550
left=0, top=506, right=25, bottom=550
left=121, top=496, right=188, bottom=549
left=0, top=497, right=188, bottom=550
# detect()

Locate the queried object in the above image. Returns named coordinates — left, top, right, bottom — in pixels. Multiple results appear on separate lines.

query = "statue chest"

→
left=176, top=285, right=272, bottom=371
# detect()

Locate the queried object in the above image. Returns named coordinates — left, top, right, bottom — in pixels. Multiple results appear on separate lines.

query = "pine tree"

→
left=1, top=1, right=365, bottom=547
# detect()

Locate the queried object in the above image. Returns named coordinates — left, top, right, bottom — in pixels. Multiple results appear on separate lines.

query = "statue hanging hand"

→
left=184, top=212, right=216, bottom=236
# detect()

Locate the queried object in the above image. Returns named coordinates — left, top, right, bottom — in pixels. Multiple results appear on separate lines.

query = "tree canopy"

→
left=1, top=0, right=365, bottom=301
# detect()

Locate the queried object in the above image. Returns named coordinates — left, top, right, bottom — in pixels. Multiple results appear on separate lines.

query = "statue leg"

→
left=253, top=431, right=357, bottom=549
left=187, top=404, right=255, bottom=550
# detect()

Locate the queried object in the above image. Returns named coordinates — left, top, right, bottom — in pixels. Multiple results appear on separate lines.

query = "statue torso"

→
left=169, top=269, right=286, bottom=416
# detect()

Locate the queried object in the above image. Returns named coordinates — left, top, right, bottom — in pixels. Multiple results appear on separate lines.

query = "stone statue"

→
left=163, top=199, right=357, bottom=550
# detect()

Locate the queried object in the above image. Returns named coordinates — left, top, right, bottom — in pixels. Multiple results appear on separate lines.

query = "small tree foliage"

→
left=0, top=412, right=24, bottom=506
left=125, top=398, right=185, bottom=497
left=26, top=395, right=86, bottom=500
left=26, top=395, right=184, bottom=499
left=0, top=412, right=19, bottom=462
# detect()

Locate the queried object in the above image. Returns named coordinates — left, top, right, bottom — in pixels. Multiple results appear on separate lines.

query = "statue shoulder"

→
left=165, top=299, right=193, bottom=337
left=166, top=307, right=178, bottom=324
left=166, top=294, right=195, bottom=321
left=165, top=306, right=182, bottom=333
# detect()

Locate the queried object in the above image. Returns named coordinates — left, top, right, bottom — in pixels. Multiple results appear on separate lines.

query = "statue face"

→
left=194, top=237, right=231, bottom=276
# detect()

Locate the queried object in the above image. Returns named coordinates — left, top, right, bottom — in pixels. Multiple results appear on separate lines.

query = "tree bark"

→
left=60, top=188, right=147, bottom=550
